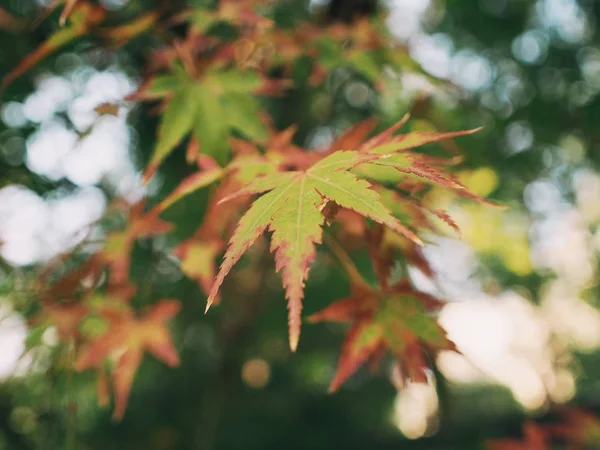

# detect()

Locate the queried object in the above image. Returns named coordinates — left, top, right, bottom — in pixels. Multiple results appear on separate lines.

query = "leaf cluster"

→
left=2, top=0, right=490, bottom=421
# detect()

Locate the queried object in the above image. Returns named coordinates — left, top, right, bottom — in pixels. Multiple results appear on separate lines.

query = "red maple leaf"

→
left=309, top=279, right=456, bottom=392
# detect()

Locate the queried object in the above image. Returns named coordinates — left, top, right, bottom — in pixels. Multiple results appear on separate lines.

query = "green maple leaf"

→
left=139, top=68, right=270, bottom=177
left=206, top=150, right=422, bottom=351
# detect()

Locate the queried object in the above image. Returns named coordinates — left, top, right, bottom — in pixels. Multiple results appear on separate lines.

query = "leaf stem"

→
left=323, top=233, right=370, bottom=289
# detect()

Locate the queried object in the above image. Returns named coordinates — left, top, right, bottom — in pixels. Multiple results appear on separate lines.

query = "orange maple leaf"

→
left=75, top=299, right=181, bottom=419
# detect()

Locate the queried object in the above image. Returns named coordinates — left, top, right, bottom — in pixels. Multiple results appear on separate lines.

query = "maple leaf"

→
left=75, top=299, right=181, bottom=419
left=203, top=120, right=484, bottom=351
left=309, top=280, right=455, bottom=392
left=207, top=150, right=422, bottom=351
left=133, top=66, right=273, bottom=178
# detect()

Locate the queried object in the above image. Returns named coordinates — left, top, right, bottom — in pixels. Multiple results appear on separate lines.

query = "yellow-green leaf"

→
left=208, top=151, right=421, bottom=351
left=225, top=93, right=268, bottom=142
left=145, top=87, right=199, bottom=179
left=193, top=85, right=230, bottom=165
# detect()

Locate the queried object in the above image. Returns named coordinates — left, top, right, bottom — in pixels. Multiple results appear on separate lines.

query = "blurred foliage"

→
left=1, top=0, right=600, bottom=449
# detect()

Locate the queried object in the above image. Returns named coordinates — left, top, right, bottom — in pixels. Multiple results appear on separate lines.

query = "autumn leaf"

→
left=203, top=120, right=484, bottom=351
left=309, top=280, right=455, bottom=392
left=208, top=150, right=422, bottom=351
left=75, top=299, right=181, bottom=419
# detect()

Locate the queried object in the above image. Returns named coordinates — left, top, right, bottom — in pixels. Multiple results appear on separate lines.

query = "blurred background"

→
left=2, top=0, right=600, bottom=448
